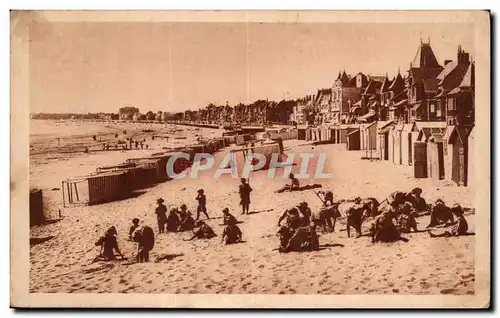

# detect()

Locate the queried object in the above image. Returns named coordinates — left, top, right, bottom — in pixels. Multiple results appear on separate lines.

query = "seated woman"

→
left=221, top=223, right=243, bottom=245
left=275, top=173, right=300, bottom=193
left=178, top=209, right=196, bottom=232
left=166, top=209, right=180, bottom=232
left=185, top=220, right=217, bottom=241
left=429, top=204, right=468, bottom=238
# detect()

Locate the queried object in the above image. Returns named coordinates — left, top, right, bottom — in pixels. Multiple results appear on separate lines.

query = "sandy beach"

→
left=29, top=120, right=475, bottom=295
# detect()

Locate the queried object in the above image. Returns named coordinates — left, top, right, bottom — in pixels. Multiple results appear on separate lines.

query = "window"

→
left=430, top=103, right=436, bottom=113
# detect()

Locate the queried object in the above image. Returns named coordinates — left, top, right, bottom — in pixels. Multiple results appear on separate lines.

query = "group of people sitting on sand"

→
left=93, top=191, right=246, bottom=263
left=273, top=186, right=470, bottom=252
left=93, top=182, right=471, bottom=262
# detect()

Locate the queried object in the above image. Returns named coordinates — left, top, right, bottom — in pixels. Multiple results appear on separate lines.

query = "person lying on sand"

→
left=94, top=226, right=124, bottom=261
left=427, top=199, right=455, bottom=228
left=222, top=208, right=238, bottom=225
left=184, top=220, right=217, bottom=241
left=428, top=204, right=468, bottom=238
left=129, top=218, right=140, bottom=241
left=221, top=223, right=243, bottom=245
left=132, top=225, right=155, bottom=263
left=275, top=173, right=300, bottom=193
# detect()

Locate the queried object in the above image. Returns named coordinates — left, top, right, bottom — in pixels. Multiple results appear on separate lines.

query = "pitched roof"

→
left=388, top=72, right=405, bottom=91
left=380, top=75, right=391, bottom=93
left=459, top=62, right=475, bottom=88
left=412, top=42, right=441, bottom=69
left=339, top=71, right=350, bottom=84
left=363, top=80, right=382, bottom=95
left=437, top=61, right=458, bottom=81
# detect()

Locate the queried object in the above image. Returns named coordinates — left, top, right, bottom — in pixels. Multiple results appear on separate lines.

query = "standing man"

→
left=155, top=198, right=167, bottom=234
left=238, top=178, right=253, bottom=215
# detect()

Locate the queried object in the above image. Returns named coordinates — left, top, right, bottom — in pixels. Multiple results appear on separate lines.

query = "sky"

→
left=29, top=22, right=474, bottom=114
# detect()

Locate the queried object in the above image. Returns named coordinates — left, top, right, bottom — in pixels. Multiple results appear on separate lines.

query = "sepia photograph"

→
left=10, top=10, right=490, bottom=308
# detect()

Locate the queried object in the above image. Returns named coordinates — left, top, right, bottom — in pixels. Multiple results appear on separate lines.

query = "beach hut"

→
left=401, top=123, right=416, bottom=166
left=361, top=122, right=377, bottom=151
left=339, top=125, right=349, bottom=144
left=346, top=129, right=361, bottom=151
left=391, top=123, right=404, bottom=165
left=229, top=142, right=284, bottom=174
left=297, top=127, right=307, bottom=140
left=467, top=127, right=475, bottom=188
left=30, top=188, right=45, bottom=226
left=289, top=128, right=298, bottom=139
left=443, top=126, right=470, bottom=186
left=413, top=142, right=428, bottom=178
left=418, top=127, right=446, bottom=180
left=377, top=121, right=394, bottom=160
left=96, top=162, right=157, bottom=190
left=63, top=171, right=132, bottom=206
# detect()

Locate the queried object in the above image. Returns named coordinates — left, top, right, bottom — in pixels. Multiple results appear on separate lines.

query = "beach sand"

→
left=29, top=120, right=475, bottom=295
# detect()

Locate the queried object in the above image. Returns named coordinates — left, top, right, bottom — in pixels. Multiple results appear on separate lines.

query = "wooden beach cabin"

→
left=30, top=188, right=45, bottom=226
left=96, top=162, right=157, bottom=190
left=297, top=126, right=307, bottom=140
left=391, top=123, right=404, bottom=165
left=401, top=123, right=416, bottom=166
left=63, top=171, right=132, bottom=206
left=443, top=125, right=471, bottom=186
left=467, top=127, right=475, bottom=188
left=377, top=120, right=395, bottom=160
left=413, top=141, right=428, bottom=178
left=418, top=126, right=446, bottom=180
left=346, top=128, right=361, bottom=151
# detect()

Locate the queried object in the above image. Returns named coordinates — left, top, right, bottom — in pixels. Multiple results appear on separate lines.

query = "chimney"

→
left=457, top=45, right=470, bottom=65
left=444, top=60, right=452, bottom=66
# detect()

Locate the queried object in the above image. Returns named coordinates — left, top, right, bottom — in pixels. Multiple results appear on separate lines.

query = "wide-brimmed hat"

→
left=240, top=178, right=247, bottom=182
left=157, top=198, right=164, bottom=203
left=222, top=207, right=229, bottom=213
left=132, top=218, right=140, bottom=224
left=197, top=189, right=204, bottom=194
left=435, top=198, right=445, bottom=205
left=107, top=226, right=117, bottom=235
left=180, top=204, right=187, bottom=210
left=411, top=187, right=423, bottom=195
left=299, top=201, right=308, bottom=206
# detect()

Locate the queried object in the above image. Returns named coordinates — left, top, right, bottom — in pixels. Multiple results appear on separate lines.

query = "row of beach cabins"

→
left=30, top=129, right=288, bottom=226
left=297, top=121, right=474, bottom=188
